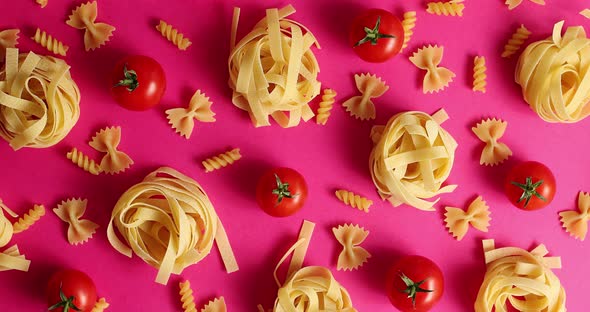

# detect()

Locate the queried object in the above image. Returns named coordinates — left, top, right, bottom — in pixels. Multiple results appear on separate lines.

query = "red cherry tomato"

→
left=386, top=255, right=444, bottom=312
left=47, top=269, right=97, bottom=312
left=504, top=161, right=556, bottom=211
left=110, top=55, right=166, bottom=111
left=349, top=8, right=405, bottom=63
left=256, top=167, right=308, bottom=217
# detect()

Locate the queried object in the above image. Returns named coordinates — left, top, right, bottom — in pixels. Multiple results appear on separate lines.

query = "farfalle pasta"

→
left=166, top=90, right=215, bottom=139
left=91, top=298, right=109, bottom=312
left=0, top=29, right=19, bottom=60
left=472, top=118, right=512, bottom=166
left=202, top=298, right=227, bottom=312
left=107, top=167, right=239, bottom=285
left=502, top=25, right=530, bottom=58
left=342, top=73, right=388, bottom=120
left=12, top=204, right=45, bottom=234
left=369, top=109, right=458, bottom=211
left=474, top=239, right=566, bottom=312
left=473, top=56, right=487, bottom=93
left=66, top=1, right=115, bottom=51
left=316, top=88, right=336, bottom=125
left=332, top=224, right=371, bottom=271
left=444, top=196, right=491, bottom=241
left=516, top=21, right=590, bottom=123
left=505, top=0, right=545, bottom=10
left=0, top=245, right=30, bottom=272
left=559, top=192, right=590, bottom=241
left=89, top=126, right=133, bottom=174
left=410, top=45, right=455, bottom=93
left=228, top=5, right=321, bottom=128
left=156, top=20, right=192, bottom=51
left=0, top=48, right=80, bottom=150
left=53, top=198, right=99, bottom=245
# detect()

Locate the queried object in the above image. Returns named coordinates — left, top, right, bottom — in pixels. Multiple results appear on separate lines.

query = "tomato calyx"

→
left=48, top=284, right=82, bottom=312
left=399, top=272, right=433, bottom=308
left=114, top=63, right=139, bottom=92
left=511, top=176, right=547, bottom=208
left=354, top=16, right=395, bottom=47
left=272, top=174, right=297, bottom=204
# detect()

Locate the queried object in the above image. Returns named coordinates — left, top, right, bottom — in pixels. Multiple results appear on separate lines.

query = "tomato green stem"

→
left=354, top=16, right=395, bottom=47
left=48, top=284, right=82, bottom=312
left=113, top=63, right=139, bottom=92
left=399, top=273, right=433, bottom=308
left=272, top=174, right=297, bottom=204
left=511, top=177, right=547, bottom=208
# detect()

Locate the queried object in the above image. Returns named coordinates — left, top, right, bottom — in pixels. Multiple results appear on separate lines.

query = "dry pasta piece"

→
left=36, top=0, right=48, bottom=8
left=370, top=109, right=458, bottom=211
left=505, top=0, right=545, bottom=10
left=0, top=48, right=81, bottom=150
left=166, top=90, right=216, bottom=139
left=91, top=298, right=109, bottom=312
left=400, top=11, right=417, bottom=52
left=581, top=9, right=590, bottom=19
left=332, top=224, right=371, bottom=271
left=31, top=28, right=69, bottom=56
left=501, top=25, right=531, bottom=58
left=474, top=239, right=566, bottom=312
left=202, top=148, right=241, bottom=172
left=335, top=190, right=372, bottom=212
left=107, top=167, right=239, bottom=285
left=559, top=192, right=590, bottom=241
left=444, top=196, right=491, bottom=241
left=201, top=297, right=226, bottom=312
left=516, top=21, right=590, bottom=123
left=0, top=29, right=19, bottom=60
left=409, top=45, right=455, bottom=93
left=228, top=5, right=320, bottom=128
left=66, top=1, right=115, bottom=51
left=89, top=126, right=133, bottom=174
left=0, top=200, right=18, bottom=248
left=472, top=118, right=512, bottom=166
left=426, top=2, right=465, bottom=17
left=0, top=245, right=30, bottom=272
left=472, top=56, right=487, bottom=93
left=315, top=88, right=336, bottom=125
left=179, top=280, right=197, bottom=312
left=156, top=20, right=192, bottom=51
left=12, top=204, right=45, bottom=234
left=342, top=73, right=388, bottom=120
left=53, top=198, right=99, bottom=245
left=67, top=147, right=102, bottom=175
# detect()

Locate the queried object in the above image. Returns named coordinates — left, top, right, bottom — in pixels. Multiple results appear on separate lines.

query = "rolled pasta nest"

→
left=0, top=48, right=80, bottom=150
left=228, top=5, right=321, bottom=128
left=369, top=109, right=458, bottom=211
left=516, top=21, right=590, bottom=123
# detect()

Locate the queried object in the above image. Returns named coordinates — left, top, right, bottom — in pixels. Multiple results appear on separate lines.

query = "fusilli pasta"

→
left=426, top=2, right=465, bottom=17
left=202, top=148, right=242, bottom=172
left=315, top=89, right=336, bottom=125
left=67, top=147, right=102, bottom=175
left=472, top=56, right=487, bottom=93
left=179, top=280, right=197, bottom=312
left=335, top=190, right=372, bottom=212
left=156, top=20, right=192, bottom=50
left=401, top=11, right=417, bottom=52
left=12, top=205, right=45, bottom=234
left=501, top=24, right=530, bottom=58
left=31, top=28, right=68, bottom=56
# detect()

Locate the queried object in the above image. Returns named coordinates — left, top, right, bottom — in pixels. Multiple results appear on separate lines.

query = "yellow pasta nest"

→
left=179, top=280, right=197, bottom=312
left=315, top=89, right=336, bottom=125
left=426, top=2, right=465, bottom=17
left=472, top=56, right=487, bottom=93
left=0, top=48, right=80, bottom=150
left=202, top=148, right=242, bottom=172
left=0, top=200, right=17, bottom=248
left=501, top=24, right=530, bottom=58
left=156, top=20, right=192, bottom=50
left=31, top=28, right=69, bottom=56
left=67, top=147, right=102, bottom=175
left=91, top=298, right=109, bottom=312
left=335, top=190, right=372, bottom=212
left=401, top=11, right=417, bottom=52
left=516, top=21, right=590, bottom=123
left=228, top=5, right=321, bottom=128
left=12, top=205, right=45, bottom=234
left=369, top=109, right=457, bottom=211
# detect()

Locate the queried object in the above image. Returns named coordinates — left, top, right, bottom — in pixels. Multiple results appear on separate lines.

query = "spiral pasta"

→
left=472, top=56, right=487, bottom=93
left=179, top=280, right=197, bottom=312
left=515, top=21, right=590, bottom=123
left=369, top=109, right=458, bottom=211
left=12, top=204, right=45, bottom=234
left=31, top=28, right=68, bottom=56
left=156, top=20, right=192, bottom=50
left=401, top=11, right=417, bottom=52
left=91, top=298, right=109, bottom=312
left=107, top=167, right=238, bottom=285
left=501, top=25, right=530, bottom=58
left=0, top=48, right=81, bottom=150
left=316, top=89, right=336, bottom=125
left=202, top=148, right=241, bottom=172
left=335, top=190, right=372, bottom=212
left=67, top=147, right=102, bottom=175
left=426, top=2, right=465, bottom=17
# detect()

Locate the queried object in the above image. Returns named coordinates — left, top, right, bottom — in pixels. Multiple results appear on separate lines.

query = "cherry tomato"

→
left=47, top=269, right=97, bottom=312
left=504, top=161, right=556, bottom=211
left=349, top=8, right=405, bottom=63
left=110, top=55, right=166, bottom=111
left=386, top=255, right=444, bottom=312
left=256, top=167, right=308, bottom=217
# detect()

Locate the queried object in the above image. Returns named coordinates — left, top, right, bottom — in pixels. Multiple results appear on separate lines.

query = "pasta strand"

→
left=202, top=148, right=242, bottom=172
left=472, top=56, right=487, bottom=93
left=315, top=89, right=336, bottom=125
left=12, top=205, right=45, bottom=234
left=501, top=24, right=530, bottom=58
left=31, top=28, right=68, bottom=56
left=335, top=190, right=372, bottom=212
left=179, top=280, right=197, bottom=312
left=426, top=2, right=465, bottom=16
left=156, top=20, right=192, bottom=50
left=401, top=11, right=417, bottom=52
left=91, top=298, right=109, bottom=312
left=67, top=147, right=102, bottom=175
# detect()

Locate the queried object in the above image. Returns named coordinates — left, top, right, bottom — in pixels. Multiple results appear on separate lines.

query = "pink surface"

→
left=1, top=0, right=589, bottom=311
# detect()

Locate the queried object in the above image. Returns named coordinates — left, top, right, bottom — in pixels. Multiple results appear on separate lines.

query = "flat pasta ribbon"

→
left=474, top=239, right=566, bottom=312
left=228, top=5, right=321, bottom=128
left=559, top=191, right=590, bottom=241
left=444, top=196, right=491, bottom=241
left=201, top=297, right=227, bottom=312
left=89, top=126, right=133, bottom=174
left=332, top=224, right=371, bottom=271
left=0, top=199, right=17, bottom=248
left=166, top=90, right=216, bottom=139
left=409, top=45, right=455, bottom=93
left=66, top=1, right=115, bottom=51
left=107, top=167, right=238, bottom=285
left=472, top=118, right=512, bottom=166
left=581, top=9, right=590, bottom=19
left=0, top=245, right=30, bottom=272
left=505, top=0, right=545, bottom=10
left=0, top=29, right=19, bottom=60
left=516, top=21, right=590, bottom=123
left=369, top=109, right=458, bottom=211
left=53, top=198, right=99, bottom=245
left=342, top=73, right=389, bottom=120
left=0, top=48, right=80, bottom=150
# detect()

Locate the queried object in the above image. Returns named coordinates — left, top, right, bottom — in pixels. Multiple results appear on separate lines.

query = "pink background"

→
left=1, top=0, right=589, bottom=311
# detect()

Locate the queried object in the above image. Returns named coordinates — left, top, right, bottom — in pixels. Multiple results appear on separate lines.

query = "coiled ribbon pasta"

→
left=228, top=5, right=321, bottom=128
left=0, top=48, right=80, bottom=150
left=107, top=167, right=238, bottom=285
left=515, top=21, right=590, bottom=123
left=0, top=200, right=17, bottom=248
left=369, top=109, right=457, bottom=211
